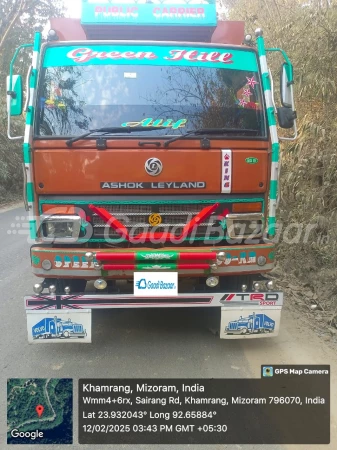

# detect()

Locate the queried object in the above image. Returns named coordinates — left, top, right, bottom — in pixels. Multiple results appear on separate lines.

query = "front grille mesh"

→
left=92, top=203, right=218, bottom=239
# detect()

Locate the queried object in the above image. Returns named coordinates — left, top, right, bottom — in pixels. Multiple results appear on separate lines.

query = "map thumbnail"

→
left=7, top=378, right=73, bottom=445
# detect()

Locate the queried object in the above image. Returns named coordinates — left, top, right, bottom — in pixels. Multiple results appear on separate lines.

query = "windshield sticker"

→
left=121, top=118, right=187, bottom=129
left=43, top=45, right=258, bottom=72
left=43, top=82, right=66, bottom=109
left=236, top=76, right=261, bottom=109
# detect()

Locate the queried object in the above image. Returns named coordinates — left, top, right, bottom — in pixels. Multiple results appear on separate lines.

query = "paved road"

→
left=0, top=206, right=336, bottom=450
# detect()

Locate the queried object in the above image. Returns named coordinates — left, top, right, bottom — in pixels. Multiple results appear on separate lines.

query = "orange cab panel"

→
left=33, top=148, right=221, bottom=195
left=232, top=150, right=268, bottom=193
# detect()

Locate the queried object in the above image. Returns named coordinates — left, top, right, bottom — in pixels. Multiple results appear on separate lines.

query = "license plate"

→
left=27, top=309, right=91, bottom=343
left=134, top=272, right=178, bottom=297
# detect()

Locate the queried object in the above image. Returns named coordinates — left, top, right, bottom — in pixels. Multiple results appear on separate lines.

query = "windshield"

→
left=36, top=44, right=266, bottom=138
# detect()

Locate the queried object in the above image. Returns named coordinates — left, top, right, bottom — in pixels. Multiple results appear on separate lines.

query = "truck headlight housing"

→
left=226, top=213, right=264, bottom=239
left=40, top=215, right=81, bottom=242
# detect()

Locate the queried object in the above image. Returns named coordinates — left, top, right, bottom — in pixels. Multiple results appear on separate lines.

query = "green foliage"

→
left=0, top=0, right=64, bottom=202
left=228, top=0, right=337, bottom=276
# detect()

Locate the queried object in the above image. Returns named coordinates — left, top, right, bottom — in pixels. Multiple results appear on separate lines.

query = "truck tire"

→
left=63, top=330, right=70, bottom=338
left=241, top=328, right=248, bottom=334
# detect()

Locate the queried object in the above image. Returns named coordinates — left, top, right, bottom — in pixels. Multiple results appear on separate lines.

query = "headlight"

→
left=226, top=213, right=264, bottom=239
left=40, top=215, right=81, bottom=242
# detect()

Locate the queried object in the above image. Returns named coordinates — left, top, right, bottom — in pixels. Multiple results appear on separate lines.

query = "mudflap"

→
left=220, top=292, right=283, bottom=339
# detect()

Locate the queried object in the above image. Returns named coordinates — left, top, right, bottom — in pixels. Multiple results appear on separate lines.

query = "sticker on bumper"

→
left=27, top=309, right=91, bottom=343
left=134, top=271, right=178, bottom=297
left=220, top=307, right=281, bottom=339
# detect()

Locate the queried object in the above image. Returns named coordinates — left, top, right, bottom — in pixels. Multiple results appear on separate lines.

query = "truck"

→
left=32, top=317, right=86, bottom=339
left=225, top=313, right=275, bottom=335
left=6, top=1, right=297, bottom=341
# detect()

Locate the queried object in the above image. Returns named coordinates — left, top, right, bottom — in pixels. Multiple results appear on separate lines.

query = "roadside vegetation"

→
left=0, top=0, right=64, bottom=203
left=225, top=0, right=337, bottom=325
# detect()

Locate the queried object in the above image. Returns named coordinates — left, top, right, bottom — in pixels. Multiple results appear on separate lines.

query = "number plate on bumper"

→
left=27, top=309, right=91, bottom=344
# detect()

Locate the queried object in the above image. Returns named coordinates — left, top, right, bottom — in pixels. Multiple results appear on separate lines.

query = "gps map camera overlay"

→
left=7, top=379, right=73, bottom=445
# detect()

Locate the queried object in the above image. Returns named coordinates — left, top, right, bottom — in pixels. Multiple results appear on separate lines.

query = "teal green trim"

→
left=43, top=45, right=259, bottom=72
left=268, top=217, right=276, bottom=236
left=269, top=180, right=278, bottom=200
left=32, top=255, right=40, bottom=265
left=39, top=197, right=264, bottom=213
left=25, top=106, right=34, bottom=126
left=33, top=32, right=42, bottom=52
left=266, top=48, right=293, bottom=81
left=27, top=182, right=34, bottom=202
left=261, top=72, right=271, bottom=90
left=271, top=143, right=279, bottom=162
left=29, top=220, right=37, bottom=240
left=23, top=143, right=31, bottom=163
left=30, top=69, right=38, bottom=88
left=266, top=106, right=277, bottom=127
left=136, top=263, right=177, bottom=270
left=137, top=251, right=178, bottom=261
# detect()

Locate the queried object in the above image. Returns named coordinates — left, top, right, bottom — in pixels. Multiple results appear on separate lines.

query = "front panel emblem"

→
left=145, top=158, right=163, bottom=176
left=148, top=213, right=162, bottom=226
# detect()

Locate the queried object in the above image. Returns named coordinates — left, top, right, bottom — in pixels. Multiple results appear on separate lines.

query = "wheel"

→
left=63, top=330, right=70, bottom=338
left=241, top=328, right=248, bottom=335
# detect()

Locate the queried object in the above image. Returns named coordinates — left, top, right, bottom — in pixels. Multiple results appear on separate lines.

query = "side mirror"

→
left=277, top=107, right=296, bottom=129
left=6, top=75, right=23, bottom=116
left=280, top=62, right=293, bottom=108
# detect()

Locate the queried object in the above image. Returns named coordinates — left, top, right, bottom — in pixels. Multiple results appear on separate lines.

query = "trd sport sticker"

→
left=220, top=293, right=281, bottom=306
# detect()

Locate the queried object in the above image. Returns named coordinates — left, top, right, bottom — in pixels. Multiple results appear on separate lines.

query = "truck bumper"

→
left=30, top=243, right=276, bottom=278
left=24, top=290, right=283, bottom=341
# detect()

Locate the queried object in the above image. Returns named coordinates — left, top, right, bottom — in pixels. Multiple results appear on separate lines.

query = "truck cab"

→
left=6, top=1, right=296, bottom=341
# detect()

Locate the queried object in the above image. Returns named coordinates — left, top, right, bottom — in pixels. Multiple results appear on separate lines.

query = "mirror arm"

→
left=24, top=65, right=33, bottom=113
left=7, top=43, right=33, bottom=140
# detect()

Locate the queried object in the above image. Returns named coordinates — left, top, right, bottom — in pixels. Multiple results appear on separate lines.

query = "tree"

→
left=0, top=0, right=64, bottom=201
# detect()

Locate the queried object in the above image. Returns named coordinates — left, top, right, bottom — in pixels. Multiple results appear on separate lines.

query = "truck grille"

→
left=91, top=203, right=219, bottom=239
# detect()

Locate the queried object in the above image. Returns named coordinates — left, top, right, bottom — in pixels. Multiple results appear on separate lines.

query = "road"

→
left=0, top=205, right=336, bottom=450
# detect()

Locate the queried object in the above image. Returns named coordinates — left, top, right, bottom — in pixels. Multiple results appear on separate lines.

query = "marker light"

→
left=94, top=279, right=107, bottom=290
left=206, top=276, right=219, bottom=287
left=47, top=29, right=59, bottom=41
left=33, top=283, right=43, bottom=294
left=253, top=282, right=260, bottom=292
left=257, top=256, right=267, bottom=266
left=266, top=280, right=274, bottom=291
left=42, top=259, right=52, bottom=270
left=49, top=285, right=56, bottom=294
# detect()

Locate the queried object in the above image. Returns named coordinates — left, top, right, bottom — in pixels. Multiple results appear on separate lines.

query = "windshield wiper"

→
left=163, top=128, right=259, bottom=148
left=65, top=126, right=166, bottom=147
